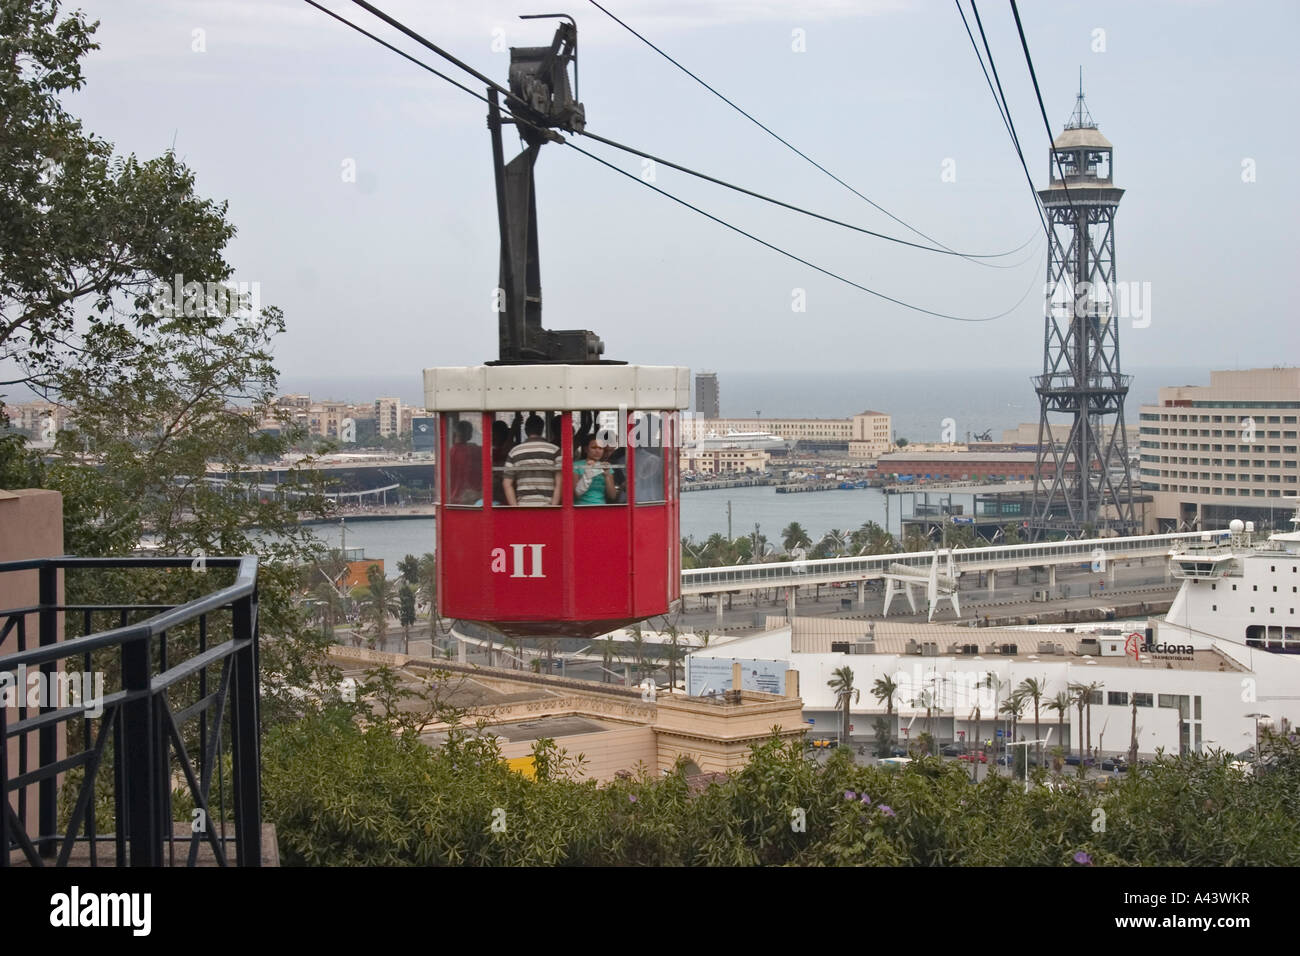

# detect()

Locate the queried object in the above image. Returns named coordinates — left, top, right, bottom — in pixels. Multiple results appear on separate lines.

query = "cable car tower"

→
left=1028, top=81, right=1138, bottom=539
left=424, top=18, right=689, bottom=639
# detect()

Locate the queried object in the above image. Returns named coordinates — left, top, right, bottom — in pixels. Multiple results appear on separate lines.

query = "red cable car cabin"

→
left=425, top=363, right=689, bottom=638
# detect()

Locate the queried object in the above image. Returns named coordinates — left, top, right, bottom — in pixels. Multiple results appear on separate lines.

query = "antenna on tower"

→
left=1066, top=67, right=1096, bottom=130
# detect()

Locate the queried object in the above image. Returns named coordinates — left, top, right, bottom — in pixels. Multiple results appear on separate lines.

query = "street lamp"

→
left=1245, top=712, right=1271, bottom=766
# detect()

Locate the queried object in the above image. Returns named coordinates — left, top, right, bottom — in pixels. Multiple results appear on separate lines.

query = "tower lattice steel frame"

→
left=1029, top=87, right=1138, bottom=539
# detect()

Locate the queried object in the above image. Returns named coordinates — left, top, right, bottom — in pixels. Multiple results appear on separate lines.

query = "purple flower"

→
left=879, top=805, right=895, bottom=818
left=1073, top=850, right=1093, bottom=866
left=860, top=793, right=872, bottom=804
left=628, top=794, right=637, bottom=803
left=844, top=790, right=857, bottom=801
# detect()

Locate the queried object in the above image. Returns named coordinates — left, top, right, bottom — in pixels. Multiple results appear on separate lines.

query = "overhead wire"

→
left=568, top=139, right=1044, bottom=323
left=585, top=0, right=1039, bottom=265
left=304, top=0, right=1045, bottom=323
left=1009, top=0, right=1080, bottom=214
left=956, top=0, right=1051, bottom=243
left=329, top=0, right=1033, bottom=263
left=577, top=128, right=1039, bottom=264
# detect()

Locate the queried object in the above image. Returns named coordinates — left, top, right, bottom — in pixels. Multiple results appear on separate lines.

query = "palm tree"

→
left=1046, top=691, right=1072, bottom=757
left=595, top=634, right=620, bottom=683
left=822, top=528, right=848, bottom=557
left=659, top=622, right=685, bottom=692
left=1128, top=693, right=1139, bottom=767
left=311, top=580, right=343, bottom=638
left=1077, top=680, right=1104, bottom=758
left=855, top=520, right=896, bottom=555
left=1068, top=683, right=1087, bottom=757
left=416, top=552, right=437, bottom=622
left=903, top=527, right=931, bottom=553
left=872, top=675, right=899, bottom=748
left=397, top=583, right=416, bottom=653
left=397, top=553, right=420, bottom=586
left=827, top=666, right=859, bottom=750
left=999, top=691, right=1026, bottom=743
left=781, top=521, right=812, bottom=553
left=1018, top=677, right=1046, bottom=767
left=911, top=688, right=936, bottom=743
left=628, top=625, right=647, bottom=682
left=502, top=635, right=521, bottom=669
left=360, top=564, right=394, bottom=649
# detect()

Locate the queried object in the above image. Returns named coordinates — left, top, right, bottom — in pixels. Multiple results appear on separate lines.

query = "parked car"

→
left=1064, top=754, right=1096, bottom=767
left=889, top=745, right=909, bottom=758
left=996, top=753, right=1015, bottom=766
left=1101, top=757, right=1128, bottom=772
left=940, top=743, right=965, bottom=758
left=959, top=751, right=988, bottom=764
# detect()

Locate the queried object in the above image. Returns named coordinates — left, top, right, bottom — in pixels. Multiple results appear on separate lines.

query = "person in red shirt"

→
left=447, top=419, right=482, bottom=505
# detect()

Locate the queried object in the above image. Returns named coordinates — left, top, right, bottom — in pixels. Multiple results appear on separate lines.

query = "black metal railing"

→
left=1, top=556, right=261, bottom=867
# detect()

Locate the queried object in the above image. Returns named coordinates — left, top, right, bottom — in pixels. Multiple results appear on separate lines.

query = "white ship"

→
left=1157, top=508, right=1300, bottom=653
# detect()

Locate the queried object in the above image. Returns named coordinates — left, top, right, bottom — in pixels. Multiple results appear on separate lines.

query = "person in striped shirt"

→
left=503, top=414, right=561, bottom=506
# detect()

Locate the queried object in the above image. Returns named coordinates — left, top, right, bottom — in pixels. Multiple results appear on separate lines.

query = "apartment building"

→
left=0, top=401, right=71, bottom=437
left=848, top=410, right=892, bottom=459
left=694, top=372, right=720, bottom=420
left=682, top=411, right=891, bottom=458
left=375, top=397, right=402, bottom=438
left=1138, top=368, right=1300, bottom=532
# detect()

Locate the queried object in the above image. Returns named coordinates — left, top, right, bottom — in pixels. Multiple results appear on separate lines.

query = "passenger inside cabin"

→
left=491, top=419, right=514, bottom=504
left=574, top=435, right=618, bottom=505
left=447, top=419, right=482, bottom=505
left=504, top=414, right=561, bottom=506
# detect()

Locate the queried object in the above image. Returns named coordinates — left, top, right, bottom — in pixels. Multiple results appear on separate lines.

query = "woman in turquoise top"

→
left=574, top=436, right=617, bottom=504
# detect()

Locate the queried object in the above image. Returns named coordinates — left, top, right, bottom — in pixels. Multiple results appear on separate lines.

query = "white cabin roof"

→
left=423, top=364, right=690, bottom=412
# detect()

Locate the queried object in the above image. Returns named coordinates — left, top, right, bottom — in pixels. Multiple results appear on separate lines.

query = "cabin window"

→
left=492, top=411, right=563, bottom=507
left=444, top=412, right=484, bottom=507
left=631, top=411, right=666, bottom=504
left=572, top=410, right=628, bottom=506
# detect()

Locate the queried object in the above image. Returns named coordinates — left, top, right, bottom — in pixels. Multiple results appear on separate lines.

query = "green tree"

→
left=594, top=634, right=620, bottom=683
left=0, top=2, right=343, bottom=732
left=1046, top=691, right=1072, bottom=756
left=999, top=691, right=1026, bottom=747
left=853, top=520, right=895, bottom=555
left=658, top=617, right=686, bottom=692
left=398, top=554, right=420, bottom=586
left=1018, top=677, right=1047, bottom=768
left=781, top=521, right=812, bottom=553
left=1, top=1, right=238, bottom=387
left=360, top=565, right=394, bottom=649
left=871, top=675, right=899, bottom=749
left=1073, top=680, right=1104, bottom=759
left=821, top=528, right=848, bottom=557
left=398, top=583, right=417, bottom=654
left=827, top=666, right=859, bottom=751
left=903, top=527, right=931, bottom=553
left=416, top=552, right=437, bottom=622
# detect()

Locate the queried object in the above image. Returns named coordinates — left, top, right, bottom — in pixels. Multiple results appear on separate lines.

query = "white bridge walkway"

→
left=682, top=530, right=1227, bottom=624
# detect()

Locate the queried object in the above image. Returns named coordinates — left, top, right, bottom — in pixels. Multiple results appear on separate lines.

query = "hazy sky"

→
left=59, top=0, right=1300, bottom=388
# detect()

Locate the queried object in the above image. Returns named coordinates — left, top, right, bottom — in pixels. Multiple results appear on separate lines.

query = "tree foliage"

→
left=263, top=717, right=1300, bottom=866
